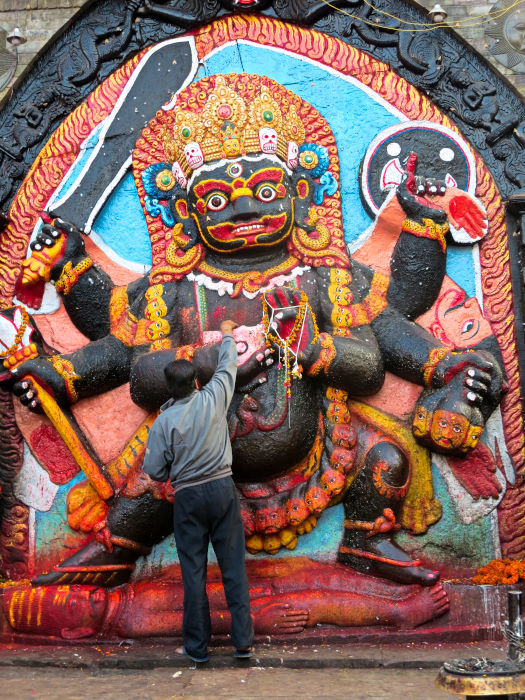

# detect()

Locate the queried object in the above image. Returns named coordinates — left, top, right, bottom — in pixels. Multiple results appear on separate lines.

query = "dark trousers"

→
left=173, top=476, right=254, bottom=658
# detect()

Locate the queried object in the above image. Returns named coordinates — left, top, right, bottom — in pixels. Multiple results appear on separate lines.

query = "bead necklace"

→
left=262, top=288, right=319, bottom=423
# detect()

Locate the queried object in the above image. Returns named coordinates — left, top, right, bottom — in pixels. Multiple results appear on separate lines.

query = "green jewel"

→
left=263, top=110, right=273, bottom=122
left=156, top=170, right=175, bottom=191
left=181, top=126, right=191, bottom=138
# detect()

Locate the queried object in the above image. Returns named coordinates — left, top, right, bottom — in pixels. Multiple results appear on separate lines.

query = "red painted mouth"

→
left=436, top=436, right=453, bottom=447
left=208, top=213, right=287, bottom=244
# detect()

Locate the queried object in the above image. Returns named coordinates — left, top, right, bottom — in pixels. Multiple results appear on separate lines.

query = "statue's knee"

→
left=365, top=441, right=409, bottom=498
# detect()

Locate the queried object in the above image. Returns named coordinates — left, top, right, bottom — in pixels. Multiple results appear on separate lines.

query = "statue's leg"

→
left=33, top=493, right=173, bottom=587
left=338, top=441, right=439, bottom=586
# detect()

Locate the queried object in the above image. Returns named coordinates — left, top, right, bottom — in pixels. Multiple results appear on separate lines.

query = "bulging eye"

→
left=256, top=185, right=278, bottom=203
left=207, top=193, right=228, bottom=211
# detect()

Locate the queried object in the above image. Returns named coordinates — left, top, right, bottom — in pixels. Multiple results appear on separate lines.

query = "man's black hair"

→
left=164, top=359, right=197, bottom=400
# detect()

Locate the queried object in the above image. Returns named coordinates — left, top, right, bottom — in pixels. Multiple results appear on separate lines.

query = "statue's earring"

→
left=293, top=173, right=316, bottom=233
left=297, top=143, right=338, bottom=206
left=170, top=195, right=199, bottom=250
left=296, top=178, right=310, bottom=200
left=174, top=199, right=189, bottom=220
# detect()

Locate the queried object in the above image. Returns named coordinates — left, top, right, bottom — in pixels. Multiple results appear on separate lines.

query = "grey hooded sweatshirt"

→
left=142, top=334, right=237, bottom=491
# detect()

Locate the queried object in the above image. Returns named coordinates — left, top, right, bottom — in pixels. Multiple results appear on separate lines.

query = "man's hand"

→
left=220, top=319, right=239, bottom=335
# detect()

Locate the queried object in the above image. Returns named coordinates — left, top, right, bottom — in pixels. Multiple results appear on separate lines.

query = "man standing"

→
left=142, top=319, right=254, bottom=662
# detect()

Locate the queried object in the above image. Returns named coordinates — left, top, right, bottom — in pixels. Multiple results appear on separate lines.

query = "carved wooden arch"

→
left=0, top=0, right=524, bottom=577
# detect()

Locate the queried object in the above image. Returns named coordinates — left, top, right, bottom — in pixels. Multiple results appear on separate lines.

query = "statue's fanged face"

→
left=188, top=157, right=296, bottom=253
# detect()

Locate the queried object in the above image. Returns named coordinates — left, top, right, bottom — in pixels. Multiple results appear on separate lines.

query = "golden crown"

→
left=163, top=76, right=306, bottom=184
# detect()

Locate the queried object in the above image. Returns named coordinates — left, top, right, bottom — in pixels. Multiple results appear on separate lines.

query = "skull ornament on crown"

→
left=184, top=142, right=205, bottom=170
left=259, top=127, right=278, bottom=154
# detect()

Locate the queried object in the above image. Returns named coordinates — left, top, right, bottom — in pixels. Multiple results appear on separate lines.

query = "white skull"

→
left=259, top=128, right=278, bottom=154
left=172, top=161, right=187, bottom=188
left=287, top=142, right=299, bottom=170
left=184, top=142, right=204, bottom=169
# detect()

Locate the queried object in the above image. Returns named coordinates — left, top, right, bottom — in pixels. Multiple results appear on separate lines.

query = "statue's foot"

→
left=398, top=583, right=450, bottom=629
left=339, top=536, right=439, bottom=586
left=253, top=600, right=309, bottom=635
left=32, top=539, right=140, bottom=587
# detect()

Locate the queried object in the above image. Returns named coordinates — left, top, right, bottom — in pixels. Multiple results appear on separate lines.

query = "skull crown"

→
left=162, top=75, right=307, bottom=178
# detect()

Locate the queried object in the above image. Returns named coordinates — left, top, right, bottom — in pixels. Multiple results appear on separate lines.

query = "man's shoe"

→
left=175, top=646, right=209, bottom=663
left=234, top=648, right=253, bottom=659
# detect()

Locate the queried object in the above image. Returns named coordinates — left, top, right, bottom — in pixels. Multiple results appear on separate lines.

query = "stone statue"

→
left=0, top=74, right=505, bottom=635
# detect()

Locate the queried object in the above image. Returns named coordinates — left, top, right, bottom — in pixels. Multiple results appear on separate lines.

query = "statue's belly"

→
left=229, top=375, right=321, bottom=482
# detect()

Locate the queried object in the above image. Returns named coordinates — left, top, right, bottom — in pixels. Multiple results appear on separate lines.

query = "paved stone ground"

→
left=0, top=641, right=510, bottom=698
left=0, top=666, right=452, bottom=699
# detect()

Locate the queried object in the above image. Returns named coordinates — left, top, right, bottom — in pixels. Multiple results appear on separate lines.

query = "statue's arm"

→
left=130, top=339, right=273, bottom=413
left=269, top=268, right=385, bottom=396
left=319, top=266, right=385, bottom=395
left=370, top=294, right=505, bottom=420
left=11, top=334, right=134, bottom=409
left=16, top=219, right=149, bottom=340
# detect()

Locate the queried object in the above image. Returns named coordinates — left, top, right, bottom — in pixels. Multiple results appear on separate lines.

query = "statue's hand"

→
left=16, top=218, right=87, bottom=304
left=15, top=218, right=86, bottom=308
left=433, top=349, right=506, bottom=416
left=33, top=218, right=87, bottom=280
left=396, top=152, right=448, bottom=225
left=236, top=345, right=274, bottom=386
left=264, top=286, right=319, bottom=368
left=11, top=357, right=69, bottom=411
left=67, top=481, right=109, bottom=533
